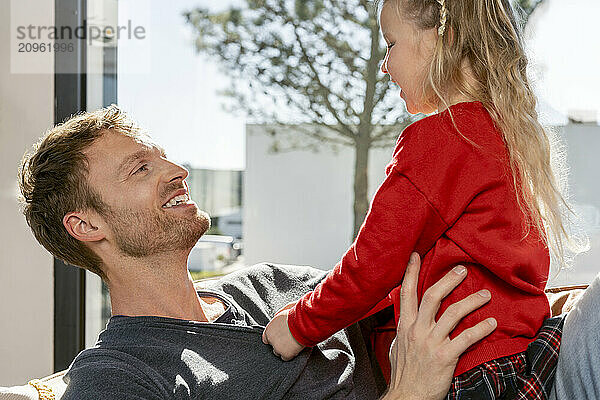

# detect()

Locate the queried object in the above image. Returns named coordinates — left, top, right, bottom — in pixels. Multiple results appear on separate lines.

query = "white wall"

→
left=553, top=123, right=600, bottom=286
left=244, top=124, right=395, bottom=269
left=0, top=0, right=55, bottom=386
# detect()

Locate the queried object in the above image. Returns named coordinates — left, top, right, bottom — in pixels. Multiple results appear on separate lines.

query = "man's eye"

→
left=134, top=164, right=149, bottom=174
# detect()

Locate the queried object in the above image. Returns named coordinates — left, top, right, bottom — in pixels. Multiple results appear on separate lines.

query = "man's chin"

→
left=181, top=210, right=211, bottom=245
left=106, top=205, right=211, bottom=257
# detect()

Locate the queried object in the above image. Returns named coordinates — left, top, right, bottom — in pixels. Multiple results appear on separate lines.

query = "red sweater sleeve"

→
left=287, top=168, right=449, bottom=347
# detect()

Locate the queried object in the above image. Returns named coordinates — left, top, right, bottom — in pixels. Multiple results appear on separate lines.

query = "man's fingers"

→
left=416, top=265, right=467, bottom=327
left=399, top=252, right=421, bottom=326
left=447, top=318, right=497, bottom=359
left=431, top=289, right=492, bottom=341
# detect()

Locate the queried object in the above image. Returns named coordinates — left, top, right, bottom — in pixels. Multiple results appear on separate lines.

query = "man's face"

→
left=84, top=130, right=210, bottom=258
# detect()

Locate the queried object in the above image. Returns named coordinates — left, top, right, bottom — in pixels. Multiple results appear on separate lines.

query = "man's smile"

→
left=161, top=188, right=197, bottom=210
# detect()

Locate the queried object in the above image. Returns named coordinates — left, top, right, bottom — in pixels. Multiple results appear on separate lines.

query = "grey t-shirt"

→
left=62, top=264, right=387, bottom=399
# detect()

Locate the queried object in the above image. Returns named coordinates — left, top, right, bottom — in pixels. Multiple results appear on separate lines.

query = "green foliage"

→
left=294, top=0, right=325, bottom=20
left=205, top=224, right=224, bottom=236
left=190, top=270, right=225, bottom=281
left=183, top=0, right=414, bottom=236
left=514, top=0, right=546, bottom=18
left=183, top=0, right=543, bottom=145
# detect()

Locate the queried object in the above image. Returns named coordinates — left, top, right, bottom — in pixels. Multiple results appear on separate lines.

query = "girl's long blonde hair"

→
left=379, top=0, right=588, bottom=268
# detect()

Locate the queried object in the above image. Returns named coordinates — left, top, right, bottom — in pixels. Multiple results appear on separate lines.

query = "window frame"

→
left=53, top=0, right=117, bottom=372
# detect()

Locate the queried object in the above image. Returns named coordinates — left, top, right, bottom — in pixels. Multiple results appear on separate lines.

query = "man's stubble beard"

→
left=104, top=205, right=211, bottom=258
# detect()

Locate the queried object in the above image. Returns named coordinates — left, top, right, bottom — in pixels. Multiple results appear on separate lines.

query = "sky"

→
left=116, top=0, right=600, bottom=170
left=525, top=0, right=600, bottom=124
left=117, top=0, right=246, bottom=170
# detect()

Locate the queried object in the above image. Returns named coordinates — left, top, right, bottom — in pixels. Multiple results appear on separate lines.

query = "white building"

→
left=185, top=167, right=243, bottom=217
left=244, top=124, right=399, bottom=270
left=1, top=0, right=598, bottom=388
left=214, top=208, right=243, bottom=239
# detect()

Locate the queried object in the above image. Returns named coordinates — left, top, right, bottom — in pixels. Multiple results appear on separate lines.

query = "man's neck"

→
left=105, top=251, right=210, bottom=322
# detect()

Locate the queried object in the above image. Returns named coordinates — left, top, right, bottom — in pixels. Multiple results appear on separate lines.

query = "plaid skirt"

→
left=446, top=316, right=565, bottom=400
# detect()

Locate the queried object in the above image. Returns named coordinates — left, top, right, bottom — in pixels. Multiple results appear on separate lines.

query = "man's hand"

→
left=382, top=253, right=497, bottom=400
left=262, top=304, right=306, bottom=361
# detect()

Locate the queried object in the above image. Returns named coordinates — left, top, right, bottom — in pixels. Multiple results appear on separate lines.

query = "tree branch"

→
left=289, top=20, right=357, bottom=138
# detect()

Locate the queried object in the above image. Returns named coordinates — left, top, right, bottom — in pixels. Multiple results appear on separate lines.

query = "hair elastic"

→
left=437, top=0, right=447, bottom=36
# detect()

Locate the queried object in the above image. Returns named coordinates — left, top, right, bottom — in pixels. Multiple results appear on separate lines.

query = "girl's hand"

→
left=262, top=304, right=305, bottom=361
left=382, top=253, right=497, bottom=400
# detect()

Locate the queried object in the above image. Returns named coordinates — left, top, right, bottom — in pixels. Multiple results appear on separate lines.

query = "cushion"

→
left=0, top=371, right=67, bottom=400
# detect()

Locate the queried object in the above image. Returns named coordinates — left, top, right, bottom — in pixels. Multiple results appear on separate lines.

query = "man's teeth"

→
left=163, top=194, right=189, bottom=208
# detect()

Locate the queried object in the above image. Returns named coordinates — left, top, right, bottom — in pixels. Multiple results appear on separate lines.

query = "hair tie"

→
left=437, top=0, right=447, bottom=36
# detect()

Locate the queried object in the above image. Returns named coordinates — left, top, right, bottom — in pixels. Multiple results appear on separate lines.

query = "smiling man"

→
left=60, top=127, right=213, bottom=322
left=18, top=105, right=389, bottom=399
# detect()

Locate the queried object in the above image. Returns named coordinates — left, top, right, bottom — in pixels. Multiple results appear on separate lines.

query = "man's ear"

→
left=63, top=211, right=106, bottom=242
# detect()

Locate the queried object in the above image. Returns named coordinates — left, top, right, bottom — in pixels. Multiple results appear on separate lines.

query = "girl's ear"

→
left=63, top=211, right=106, bottom=242
left=420, top=26, right=439, bottom=56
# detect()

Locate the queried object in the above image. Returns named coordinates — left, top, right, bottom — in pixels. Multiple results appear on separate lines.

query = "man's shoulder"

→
left=62, top=348, right=165, bottom=399
left=65, top=347, right=154, bottom=378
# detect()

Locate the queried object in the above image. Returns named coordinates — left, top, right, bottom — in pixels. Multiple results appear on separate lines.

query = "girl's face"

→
left=380, top=2, right=438, bottom=114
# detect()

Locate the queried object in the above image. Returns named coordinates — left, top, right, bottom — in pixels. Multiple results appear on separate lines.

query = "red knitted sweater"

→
left=287, top=101, right=550, bottom=376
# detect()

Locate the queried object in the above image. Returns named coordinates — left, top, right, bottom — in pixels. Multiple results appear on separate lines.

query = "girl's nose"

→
left=381, top=60, right=388, bottom=74
left=381, top=50, right=389, bottom=74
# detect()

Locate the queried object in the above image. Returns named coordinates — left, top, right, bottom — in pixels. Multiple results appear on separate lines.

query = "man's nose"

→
left=164, top=160, right=189, bottom=183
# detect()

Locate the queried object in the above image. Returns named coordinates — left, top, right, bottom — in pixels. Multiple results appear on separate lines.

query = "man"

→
left=18, top=105, right=389, bottom=399
left=18, top=105, right=502, bottom=399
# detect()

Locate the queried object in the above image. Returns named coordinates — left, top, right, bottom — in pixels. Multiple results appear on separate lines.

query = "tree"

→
left=184, top=0, right=411, bottom=239
left=183, top=0, right=545, bottom=239
left=516, top=0, right=546, bottom=18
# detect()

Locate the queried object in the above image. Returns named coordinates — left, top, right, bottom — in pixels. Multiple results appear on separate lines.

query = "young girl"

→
left=264, top=0, right=578, bottom=396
